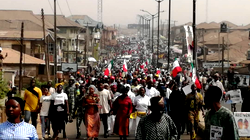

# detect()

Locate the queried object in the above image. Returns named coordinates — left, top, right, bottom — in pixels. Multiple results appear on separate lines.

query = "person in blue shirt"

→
left=0, top=97, right=38, bottom=140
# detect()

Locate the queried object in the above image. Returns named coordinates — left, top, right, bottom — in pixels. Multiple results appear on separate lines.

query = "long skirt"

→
left=114, top=113, right=130, bottom=136
left=85, top=112, right=100, bottom=138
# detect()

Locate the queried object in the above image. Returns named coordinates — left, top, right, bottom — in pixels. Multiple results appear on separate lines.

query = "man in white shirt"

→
left=212, top=74, right=225, bottom=93
left=145, top=81, right=160, bottom=98
left=96, top=82, right=112, bottom=138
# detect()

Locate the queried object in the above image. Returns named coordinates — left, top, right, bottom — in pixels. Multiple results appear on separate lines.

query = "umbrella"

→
left=88, top=57, right=97, bottom=62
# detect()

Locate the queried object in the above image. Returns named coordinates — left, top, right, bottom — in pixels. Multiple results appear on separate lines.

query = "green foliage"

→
left=35, top=80, right=47, bottom=89
left=0, top=72, right=10, bottom=99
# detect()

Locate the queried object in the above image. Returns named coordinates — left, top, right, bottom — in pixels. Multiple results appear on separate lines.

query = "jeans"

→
left=24, top=111, right=38, bottom=128
left=100, top=114, right=109, bottom=135
left=40, top=116, right=51, bottom=138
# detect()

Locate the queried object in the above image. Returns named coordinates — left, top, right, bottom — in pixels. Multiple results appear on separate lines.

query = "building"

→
left=42, top=15, right=85, bottom=63
left=68, top=15, right=103, bottom=62
left=2, top=48, right=47, bottom=86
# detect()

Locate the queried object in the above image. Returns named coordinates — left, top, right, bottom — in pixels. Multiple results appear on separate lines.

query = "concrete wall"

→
left=0, top=40, right=31, bottom=54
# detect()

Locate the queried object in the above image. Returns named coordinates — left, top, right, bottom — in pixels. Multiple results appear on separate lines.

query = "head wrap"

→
left=88, top=85, right=97, bottom=92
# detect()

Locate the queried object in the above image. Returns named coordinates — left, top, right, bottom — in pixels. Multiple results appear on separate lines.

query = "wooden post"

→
left=203, top=29, right=206, bottom=62
left=41, top=9, right=50, bottom=82
left=222, top=37, right=225, bottom=76
left=54, top=0, right=57, bottom=83
left=19, top=22, right=24, bottom=94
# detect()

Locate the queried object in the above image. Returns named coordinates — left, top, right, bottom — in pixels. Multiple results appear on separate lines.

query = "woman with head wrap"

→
left=0, top=97, right=38, bottom=140
left=82, top=85, right=100, bottom=140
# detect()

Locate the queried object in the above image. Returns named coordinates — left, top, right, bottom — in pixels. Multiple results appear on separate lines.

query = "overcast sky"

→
left=1, top=0, right=250, bottom=26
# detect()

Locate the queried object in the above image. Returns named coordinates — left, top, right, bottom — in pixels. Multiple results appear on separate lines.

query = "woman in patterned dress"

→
left=111, top=86, right=133, bottom=140
left=82, top=85, right=100, bottom=140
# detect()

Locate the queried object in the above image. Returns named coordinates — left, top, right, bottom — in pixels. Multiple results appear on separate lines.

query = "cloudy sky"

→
left=1, top=0, right=250, bottom=26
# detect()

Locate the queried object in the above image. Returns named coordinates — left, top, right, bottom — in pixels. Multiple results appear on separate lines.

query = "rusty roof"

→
left=0, top=20, right=49, bottom=40
left=42, top=15, right=83, bottom=28
left=0, top=10, right=54, bottom=29
left=198, top=40, right=250, bottom=63
left=2, top=48, right=45, bottom=64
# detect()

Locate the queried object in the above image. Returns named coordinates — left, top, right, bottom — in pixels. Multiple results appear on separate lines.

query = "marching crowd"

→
left=0, top=60, right=242, bottom=140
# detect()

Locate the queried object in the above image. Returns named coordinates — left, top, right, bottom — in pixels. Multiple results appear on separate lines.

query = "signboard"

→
left=220, top=23, right=228, bottom=33
left=61, top=63, right=78, bottom=72
left=210, top=125, right=223, bottom=140
left=182, top=84, right=192, bottom=95
left=234, top=74, right=250, bottom=86
left=202, top=62, right=229, bottom=68
left=234, top=112, right=250, bottom=136
left=226, top=89, right=243, bottom=104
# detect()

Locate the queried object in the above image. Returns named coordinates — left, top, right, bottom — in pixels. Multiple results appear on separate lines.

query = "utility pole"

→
left=193, top=0, right=197, bottom=68
left=222, top=37, right=225, bottom=76
left=167, top=0, right=171, bottom=71
left=202, top=29, right=206, bottom=62
left=76, top=34, right=79, bottom=63
left=41, top=9, right=50, bottom=82
left=152, top=15, right=154, bottom=54
left=54, top=0, right=57, bottom=83
left=19, top=22, right=24, bottom=95
left=84, top=23, right=89, bottom=66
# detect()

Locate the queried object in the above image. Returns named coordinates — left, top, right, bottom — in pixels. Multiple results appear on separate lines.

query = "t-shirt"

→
left=145, top=87, right=160, bottom=98
left=52, top=92, right=68, bottom=105
left=40, top=95, right=52, bottom=116
left=96, top=89, right=111, bottom=114
left=24, top=87, right=42, bottom=112
left=134, top=95, right=151, bottom=112
left=205, top=106, right=239, bottom=140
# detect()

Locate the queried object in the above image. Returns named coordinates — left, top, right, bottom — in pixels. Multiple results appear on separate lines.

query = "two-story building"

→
left=43, top=15, right=85, bottom=63
left=68, top=15, right=103, bottom=61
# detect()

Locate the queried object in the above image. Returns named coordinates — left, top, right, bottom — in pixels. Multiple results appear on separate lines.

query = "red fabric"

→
left=172, top=66, right=182, bottom=78
left=104, top=68, right=109, bottom=76
left=113, top=96, right=133, bottom=136
left=195, top=78, right=202, bottom=89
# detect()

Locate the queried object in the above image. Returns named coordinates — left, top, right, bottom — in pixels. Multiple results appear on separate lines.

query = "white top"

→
left=128, top=91, right=136, bottom=104
left=40, top=95, right=52, bottom=116
left=145, top=87, right=160, bottom=98
left=49, top=87, right=55, bottom=95
left=112, top=92, right=121, bottom=103
left=134, top=95, right=151, bottom=112
left=212, top=80, right=225, bottom=93
left=96, top=89, right=112, bottom=114
left=166, top=88, right=172, bottom=99
left=52, top=92, right=68, bottom=105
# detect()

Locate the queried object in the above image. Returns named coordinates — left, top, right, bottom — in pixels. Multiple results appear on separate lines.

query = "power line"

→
left=57, top=0, right=64, bottom=15
left=47, top=0, right=53, bottom=13
left=65, top=0, right=73, bottom=16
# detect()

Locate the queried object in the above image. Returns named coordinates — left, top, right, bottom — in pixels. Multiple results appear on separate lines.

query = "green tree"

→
left=0, top=72, right=10, bottom=99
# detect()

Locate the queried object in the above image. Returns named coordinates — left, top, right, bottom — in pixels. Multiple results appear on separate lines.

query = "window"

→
left=58, top=28, right=67, bottom=33
left=48, top=43, right=54, bottom=54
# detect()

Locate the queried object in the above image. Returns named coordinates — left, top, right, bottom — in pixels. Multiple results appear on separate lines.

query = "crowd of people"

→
left=0, top=58, right=243, bottom=140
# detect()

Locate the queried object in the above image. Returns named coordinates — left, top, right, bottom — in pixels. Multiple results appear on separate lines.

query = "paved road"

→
left=39, top=103, right=241, bottom=140
left=40, top=118, right=202, bottom=140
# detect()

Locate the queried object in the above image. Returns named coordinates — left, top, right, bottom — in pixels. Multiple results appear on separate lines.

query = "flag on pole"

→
left=123, top=59, right=128, bottom=72
left=146, top=59, right=150, bottom=65
left=172, top=59, right=182, bottom=78
left=191, top=63, right=202, bottom=89
left=104, top=60, right=113, bottom=76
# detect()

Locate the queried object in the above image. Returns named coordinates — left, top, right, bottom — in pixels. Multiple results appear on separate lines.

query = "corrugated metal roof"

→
left=68, top=15, right=103, bottom=28
left=2, top=48, right=45, bottom=64
left=0, top=10, right=54, bottom=29
left=42, top=15, right=83, bottom=28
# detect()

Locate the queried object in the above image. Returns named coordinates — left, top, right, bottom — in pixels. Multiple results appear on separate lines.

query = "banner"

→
left=234, top=112, right=250, bottom=136
left=234, top=74, right=250, bottom=86
left=226, top=89, right=243, bottom=104
left=184, top=25, right=194, bottom=63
